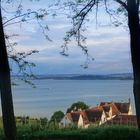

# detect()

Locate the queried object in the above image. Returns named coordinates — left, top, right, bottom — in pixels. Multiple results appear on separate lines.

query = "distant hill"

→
left=12, top=73, right=133, bottom=80
left=34, top=73, right=133, bottom=80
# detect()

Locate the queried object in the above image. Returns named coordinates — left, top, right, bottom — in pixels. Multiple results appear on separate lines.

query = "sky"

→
left=3, top=0, right=133, bottom=75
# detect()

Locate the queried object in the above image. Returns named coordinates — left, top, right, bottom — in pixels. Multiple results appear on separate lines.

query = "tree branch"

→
left=3, top=11, right=38, bottom=26
left=115, top=0, right=128, bottom=11
left=73, top=0, right=95, bottom=19
left=73, top=0, right=96, bottom=33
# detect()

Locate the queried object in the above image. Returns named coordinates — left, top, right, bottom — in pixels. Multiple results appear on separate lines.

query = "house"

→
left=60, top=106, right=107, bottom=128
left=59, top=113, right=73, bottom=128
left=85, top=106, right=107, bottom=125
left=79, top=110, right=90, bottom=128
left=100, top=103, right=120, bottom=120
left=105, top=115, right=137, bottom=126
left=60, top=100, right=134, bottom=128
left=100, top=99, right=132, bottom=115
left=114, top=102, right=132, bottom=115
left=60, top=111, right=86, bottom=128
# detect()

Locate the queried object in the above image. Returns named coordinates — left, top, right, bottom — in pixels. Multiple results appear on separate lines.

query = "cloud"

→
left=50, top=23, right=71, bottom=30
left=6, top=0, right=132, bottom=74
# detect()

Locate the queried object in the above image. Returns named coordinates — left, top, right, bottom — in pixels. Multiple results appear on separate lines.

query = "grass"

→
left=0, top=117, right=139, bottom=139
left=0, top=125, right=139, bottom=140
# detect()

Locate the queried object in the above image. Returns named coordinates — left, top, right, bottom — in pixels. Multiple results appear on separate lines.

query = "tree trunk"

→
left=127, top=0, right=140, bottom=130
left=0, top=5, right=17, bottom=140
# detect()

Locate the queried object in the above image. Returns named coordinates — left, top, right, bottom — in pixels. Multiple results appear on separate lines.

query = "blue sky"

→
left=3, top=0, right=132, bottom=75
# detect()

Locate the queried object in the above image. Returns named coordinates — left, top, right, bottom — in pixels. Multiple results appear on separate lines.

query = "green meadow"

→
left=0, top=125, right=139, bottom=140
left=0, top=117, right=139, bottom=140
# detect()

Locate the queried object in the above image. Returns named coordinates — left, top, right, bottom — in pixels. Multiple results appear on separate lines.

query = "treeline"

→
left=35, top=73, right=133, bottom=80
left=0, top=111, right=64, bottom=130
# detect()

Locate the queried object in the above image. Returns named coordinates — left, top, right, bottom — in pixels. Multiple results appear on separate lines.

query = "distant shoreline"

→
left=12, top=73, right=133, bottom=80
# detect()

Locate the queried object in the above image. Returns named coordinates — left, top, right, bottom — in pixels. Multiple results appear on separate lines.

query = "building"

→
left=100, top=100, right=133, bottom=115
left=105, top=115, right=137, bottom=126
left=60, top=100, right=135, bottom=128
left=60, top=106, right=106, bottom=128
left=85, top=106, right=107, bottom=125
left=99, top=103, right=119, bottom=120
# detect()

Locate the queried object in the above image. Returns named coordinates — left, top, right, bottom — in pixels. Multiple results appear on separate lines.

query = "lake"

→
left=0, top=80, right=135, bottom=118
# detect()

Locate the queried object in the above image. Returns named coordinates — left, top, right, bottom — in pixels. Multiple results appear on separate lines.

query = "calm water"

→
left=0, top=80, right=135, bottom=118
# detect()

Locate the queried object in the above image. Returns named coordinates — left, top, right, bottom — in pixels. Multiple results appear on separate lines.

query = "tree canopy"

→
left=50, top=110, right=65, bottom=123
left=67, top=101, right=89, bottom=113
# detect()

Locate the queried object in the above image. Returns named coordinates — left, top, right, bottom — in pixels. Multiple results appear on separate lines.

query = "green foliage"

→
left=0, top=125, right=139, bottom=140
left=67, top=101, right=89, bottom=113
left=48, top=121, right=59, bottom=130
left=50, top=111, right=65, bottom=123
left=40, top=117, right=48, bottom=128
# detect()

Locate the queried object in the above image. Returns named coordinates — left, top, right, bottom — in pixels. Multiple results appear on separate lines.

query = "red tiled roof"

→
left=66, top=111, right=88, bottom=124
left=66, top=106, right=104, bottom=124
left=70, top=112, right=81, bottom=123
left=114, top=103, right=130, bottom=114
left=100, top=103, right=119, bottom=116
left=85, top=107, right=103, bottom=123
left=100, top=102, right=111, bottom=106
left=80, top=110, right=89, bottom=125
left=100, top=102, right=130, bottom=114
left=110, top=103, right=120, bottom=116
left=90, top=106, right=103, bottom=110
left=101, top=105, right=110, bottom=113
